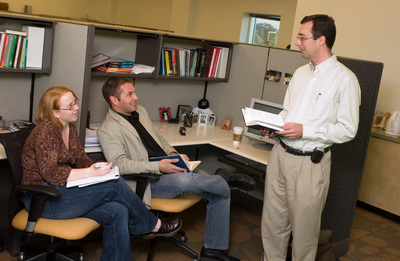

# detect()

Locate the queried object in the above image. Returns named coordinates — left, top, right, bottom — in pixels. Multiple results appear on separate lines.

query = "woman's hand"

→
left=67, top=162, right=112, bottom=181
left=89, top=162, right=112, bottom=177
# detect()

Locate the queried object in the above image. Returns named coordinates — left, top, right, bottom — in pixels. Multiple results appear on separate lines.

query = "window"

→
left=240, top=13, right=280, bottom=47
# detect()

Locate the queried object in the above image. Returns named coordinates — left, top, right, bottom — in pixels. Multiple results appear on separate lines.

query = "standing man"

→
left=260, top=14, right=361, bottom=261
left=97, top=77, right=253, bottom=261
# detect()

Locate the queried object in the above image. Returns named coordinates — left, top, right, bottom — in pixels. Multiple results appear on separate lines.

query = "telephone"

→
left=8, top=120, right=33, bottom=131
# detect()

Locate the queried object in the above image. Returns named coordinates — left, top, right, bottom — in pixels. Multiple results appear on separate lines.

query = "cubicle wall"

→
left=321, top=57, right=383, bottom=256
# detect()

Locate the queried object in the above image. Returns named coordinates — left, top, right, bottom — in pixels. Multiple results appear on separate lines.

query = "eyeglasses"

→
left=296, top=35, right=317, bottom=42
left=58, top=99, right=79, bottom=111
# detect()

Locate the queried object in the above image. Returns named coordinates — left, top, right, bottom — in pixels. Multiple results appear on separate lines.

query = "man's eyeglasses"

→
left=58, top=99, right=79, bottom=111
left=296, top=35, right=317, bottom=42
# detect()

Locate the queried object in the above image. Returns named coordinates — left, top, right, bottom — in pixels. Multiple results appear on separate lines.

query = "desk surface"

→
left=153, top=122, right=272, bottom=165
left=0, top=122, right=272, bottom=164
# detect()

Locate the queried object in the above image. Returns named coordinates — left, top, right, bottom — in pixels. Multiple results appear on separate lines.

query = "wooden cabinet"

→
left=358, top=133, right=400, bottom=216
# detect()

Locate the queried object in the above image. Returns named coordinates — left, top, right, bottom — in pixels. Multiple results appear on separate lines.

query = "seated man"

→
left=98, top=77, right=254, bottom=261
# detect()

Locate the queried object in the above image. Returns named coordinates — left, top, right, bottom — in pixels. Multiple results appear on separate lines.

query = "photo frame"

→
left=177, top=105, right=193, bottom=121
left=221, top=117, right=232, bottom=130
left=208, top=115, right=216, bottom=126
left=159, top=107, right=171, bottom=122
left=199, top=114, right=209, bottom=125
left=192, top=113, right=199, bottom=124
left=265, top=69, right=282, bottom=82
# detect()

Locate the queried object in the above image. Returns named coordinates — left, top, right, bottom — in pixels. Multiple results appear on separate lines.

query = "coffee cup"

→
left=232, top=126, right=243, bottom=146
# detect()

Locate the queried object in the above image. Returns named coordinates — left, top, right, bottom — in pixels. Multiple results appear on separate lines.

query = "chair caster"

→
left=18, top=252, right=26, bottom=261
left=180, top=235, right=187, bottom=243
left=77, top=253, right=85, bottom=261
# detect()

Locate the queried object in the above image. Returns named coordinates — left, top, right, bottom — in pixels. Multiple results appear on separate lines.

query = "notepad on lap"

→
left=66, top=166, right=120, bottom=188
left=149, top=155, right=201, bottom=172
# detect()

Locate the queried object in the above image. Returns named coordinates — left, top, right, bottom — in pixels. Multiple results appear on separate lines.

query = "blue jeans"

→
left=21, top=178, right=158, bottom=261
left=150, top=170, right=231, bottom=250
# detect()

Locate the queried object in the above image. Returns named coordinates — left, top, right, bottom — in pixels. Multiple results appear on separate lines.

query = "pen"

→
left=316, top=93, right=321, bottom=101
left=94, top=165, right=102, bottom=169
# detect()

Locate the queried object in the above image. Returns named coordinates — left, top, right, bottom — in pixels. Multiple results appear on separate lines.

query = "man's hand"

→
left=259, top=128, right=276, bottom=138
left=276, top=122, right=303, bottom=139
left=158, top=154, right=187, bottom=173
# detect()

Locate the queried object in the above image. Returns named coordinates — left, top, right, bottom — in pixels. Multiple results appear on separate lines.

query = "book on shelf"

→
left=13, top=35, right=25, bottom=68
left=241, top=107, right=284, bottom=131
left=19, top=38, right=28, bottom=69
left=149, top=154, right=201, bottom=172
left=95, top=66, right=133, bottom=73
left=5, top=29, right=27, bottom=37
left=66, top=166, right=120, bottom=188
left=4, top=33, right=17, bottom=68
left=0, top=31, right=6, bottom=66
left=216, top=47, right=229, bottom=78
left=105, top=59, right=134, bottom=68
left=91, top=53, right=112, bottom=68
left=164, top=49, right=171, bottom=75
left=203, top=46, right=217, bottom=78
left=22, top=26, right=45, bottom=68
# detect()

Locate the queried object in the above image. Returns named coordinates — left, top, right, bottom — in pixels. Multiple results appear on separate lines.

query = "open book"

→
left=241, top=107, right=284, bottom=131
left=66, top=166, right=120, bottom=188
left=149, top=154, right=201, bottom=172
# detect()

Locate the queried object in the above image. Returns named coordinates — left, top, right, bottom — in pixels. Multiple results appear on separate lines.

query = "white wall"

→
left=292, top=0, right=400, bottom=114
left=5, top=0, right=398, bottom=113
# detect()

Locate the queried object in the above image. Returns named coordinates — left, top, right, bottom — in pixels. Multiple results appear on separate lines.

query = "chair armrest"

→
left=16, top=184, right=61, bottom=197
left=15, top=185, right=61, bottom=234
left=122, top=173, right=161, bottom=200
left=123, top=173, right=161, bottom=182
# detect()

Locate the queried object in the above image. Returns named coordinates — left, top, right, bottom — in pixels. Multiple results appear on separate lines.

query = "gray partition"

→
left=208, top=44, right=270, bottom=127
left=321, top=57, right=383, bottom=257
left=262, top=48, right=307, bottom=104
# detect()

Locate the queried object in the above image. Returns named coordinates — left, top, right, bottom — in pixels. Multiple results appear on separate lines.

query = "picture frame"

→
left=199, top=114, right=209, bottom=125
left=159, top=107, right=171, bottom=122
left=192, top=113, right=199, bottom=124
left=221, top=117, right=232, bottom=130
left=177, top=105, right=193, bottom=121
left=208, top=115, right=216, bottom=126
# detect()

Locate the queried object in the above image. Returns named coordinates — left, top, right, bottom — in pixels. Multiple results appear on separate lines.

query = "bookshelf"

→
left=157, top=35, right=233, bottom=82
left=0, top=13, right=54, bottom=74
left=90, top=26, right=161, bottom=79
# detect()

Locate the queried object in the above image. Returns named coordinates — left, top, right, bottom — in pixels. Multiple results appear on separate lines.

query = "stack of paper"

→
left=66, top=166, right=119, bottom=188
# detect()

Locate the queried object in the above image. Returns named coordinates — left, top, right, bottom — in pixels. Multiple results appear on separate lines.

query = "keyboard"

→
left=223, top=153, right=267, bottom=173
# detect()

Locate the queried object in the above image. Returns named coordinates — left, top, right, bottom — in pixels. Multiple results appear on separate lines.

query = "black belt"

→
left=280, top=140, right=330, bottom=156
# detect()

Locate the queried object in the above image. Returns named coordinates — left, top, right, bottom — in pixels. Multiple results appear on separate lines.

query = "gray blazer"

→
left=97, top=106, right=176, bottom=207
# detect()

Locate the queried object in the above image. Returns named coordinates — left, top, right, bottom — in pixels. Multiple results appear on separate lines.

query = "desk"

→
left=85, top=122, right=271, bottom=166
left=1, top=123, right=272, bottom=166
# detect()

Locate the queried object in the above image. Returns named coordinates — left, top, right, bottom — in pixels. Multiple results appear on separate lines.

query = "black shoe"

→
left=142, top=216, right=182, bottom=239
left=215, top=168, right=255, bottom=191
left=0, top=239, right=4, bottom=252
left=200, top=247, right=240, bottom=261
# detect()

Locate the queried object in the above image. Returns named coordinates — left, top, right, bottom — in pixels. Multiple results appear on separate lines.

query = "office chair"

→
left=123, top=174, right=202, bottom=261
left=0, top=125, right=101, bottom=261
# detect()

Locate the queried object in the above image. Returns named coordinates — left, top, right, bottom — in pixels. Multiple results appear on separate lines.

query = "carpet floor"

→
left=0, top=200, right=399, bottom=260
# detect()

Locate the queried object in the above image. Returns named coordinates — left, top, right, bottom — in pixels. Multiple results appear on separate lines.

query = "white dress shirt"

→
left=280, top=54, right=361, bottom=151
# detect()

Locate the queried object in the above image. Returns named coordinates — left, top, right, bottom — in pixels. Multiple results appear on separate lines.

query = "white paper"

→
left=66, top=166, right=119, bottom=188
left=242, top=107, right=284, bottom=131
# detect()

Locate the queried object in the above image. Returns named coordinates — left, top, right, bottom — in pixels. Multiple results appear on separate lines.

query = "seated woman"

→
left=21, top=86, right=181, bottom=261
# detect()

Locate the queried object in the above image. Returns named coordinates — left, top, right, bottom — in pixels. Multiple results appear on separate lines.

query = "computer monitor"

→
left=243, top=98, right=283, bottom=145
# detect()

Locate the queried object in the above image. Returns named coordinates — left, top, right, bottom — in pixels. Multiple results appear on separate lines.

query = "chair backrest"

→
left=0, top=125, right=35, bottom=222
